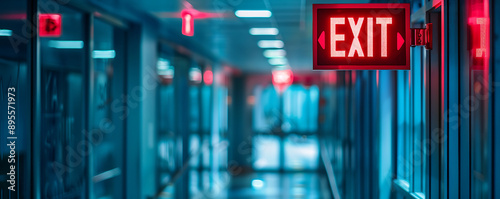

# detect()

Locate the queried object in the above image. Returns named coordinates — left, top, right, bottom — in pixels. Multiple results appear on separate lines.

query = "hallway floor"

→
left=223, top=172, right=332, bottom=199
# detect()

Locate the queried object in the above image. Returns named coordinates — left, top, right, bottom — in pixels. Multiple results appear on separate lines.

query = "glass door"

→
left=90, top=17, right=127, bottom=199
left=38, top=5, right=87, bottom=198
left=252, top=83, right=320, bottom=171
left=0, top=0, right=32, bottom=198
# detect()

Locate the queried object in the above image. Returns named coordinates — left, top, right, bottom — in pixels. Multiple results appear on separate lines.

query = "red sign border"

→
left=313, top=3, right=411, bottom=70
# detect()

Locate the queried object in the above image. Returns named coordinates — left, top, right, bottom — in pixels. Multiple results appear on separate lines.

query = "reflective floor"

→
left=159, top=171, right=331, bottom=199
left=225, top=172, right=331, bottom=199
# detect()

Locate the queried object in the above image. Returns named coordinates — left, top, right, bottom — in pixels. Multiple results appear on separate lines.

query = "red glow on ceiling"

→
left=39, top=14, right=62, bottom=37
left=203, top=70, right=213, bottom=85
left=0, top=13, right=26, bottom=20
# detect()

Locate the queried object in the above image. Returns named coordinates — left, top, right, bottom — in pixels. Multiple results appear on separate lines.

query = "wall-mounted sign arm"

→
left=410, top=23, right=432, bottom=50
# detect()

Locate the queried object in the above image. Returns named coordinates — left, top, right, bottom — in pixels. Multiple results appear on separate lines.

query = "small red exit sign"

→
left=39, top=14, right=62, bottom=37
left=313, top=4, right=410, bottom=70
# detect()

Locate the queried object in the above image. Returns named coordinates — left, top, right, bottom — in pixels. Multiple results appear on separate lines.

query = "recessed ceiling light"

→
left=268, top=58, right=288, bottom=65
left=48, top=40, right=84, bottom=49
left=235, top=10, right=272, bottom=18
left=249, top=28, right=279, bottom=35
left=258, top=40, right=284, bottom=48
left=0, top=29, right=12, bottom=36
left=264, top=49, right=286, bottom=58
left=93, top=50, right=116, bottom=59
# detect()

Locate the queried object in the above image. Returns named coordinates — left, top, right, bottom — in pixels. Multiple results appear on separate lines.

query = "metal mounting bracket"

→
left=411, top=23, right=432, bottom=50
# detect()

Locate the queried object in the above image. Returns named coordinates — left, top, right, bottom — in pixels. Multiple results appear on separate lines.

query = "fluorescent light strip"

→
left=93, top=50, right=116, bottom=59
left=258, top=40, right=284, bottom=48
left=274, top=65, right=289, bottom=70
left=249, top=28, right=278, bottom=35
left=264, top=49, right=286, bottom=58
left=235, top=10, right=272, bottom=18
left=0, top=29, right=12, bottom=36
left=268, top=58, right=288, bottom=65
left=48, top=40, right=84, bottom=49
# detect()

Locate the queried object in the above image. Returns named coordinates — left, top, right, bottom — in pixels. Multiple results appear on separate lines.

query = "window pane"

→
left=284, top=135, right=319, bottom=170
left=282, top=85, right=319, bottom=133
left=253, top=135, right=280, bottom=170
left=253, top=85, right=280, bottom=133
left=39, top=5, right=87, bottom=198
left=91, top=18, right=125, bottom=198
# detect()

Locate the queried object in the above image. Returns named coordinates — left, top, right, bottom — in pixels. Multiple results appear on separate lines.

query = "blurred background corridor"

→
left=0, top=0, right=499, bottom=198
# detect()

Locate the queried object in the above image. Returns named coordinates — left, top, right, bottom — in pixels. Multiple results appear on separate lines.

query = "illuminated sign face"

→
left=313, top=4, right=410, bottom=70
left=39, top=14, right=62, bottom=37
left=182, top=11, right=194, bottom=37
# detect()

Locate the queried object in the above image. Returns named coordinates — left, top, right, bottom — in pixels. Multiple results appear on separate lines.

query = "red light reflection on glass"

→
left=467, top=0, right=490, bottom=71
left=468, top=17, right=488, bottom=58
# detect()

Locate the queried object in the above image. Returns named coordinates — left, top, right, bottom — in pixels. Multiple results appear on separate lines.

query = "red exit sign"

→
left=39, top=14, right=62, bottom=37
left=313, top=4, right=410, bottom=70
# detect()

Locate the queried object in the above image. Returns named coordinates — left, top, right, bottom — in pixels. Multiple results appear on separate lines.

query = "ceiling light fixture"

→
left=249, top=28, right=278, bottom=35
left=48, top=40, right=84, bottom=49
left=264, top=49, right=286, bottom=58
left=0, top=29, right=12, bottom=36
left=235, top=10, right=272, bottom=18
left=268, top=58, right=288, bottom=65
left=93, top=50, right=116, bottom=59
left=258, top=40, right=284, bottom=48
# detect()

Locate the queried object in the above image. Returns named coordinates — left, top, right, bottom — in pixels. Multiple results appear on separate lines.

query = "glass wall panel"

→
left=253, top=135, right=280, bottom=170
left=91, top=18, right=126, bottom=199
left=39, top=5, right=86, bottom=198
left=284, top=135, right=319, bottom=170
left=156, top=56, right=176, bottom=184
left=468, top=0, right=491, bottom=197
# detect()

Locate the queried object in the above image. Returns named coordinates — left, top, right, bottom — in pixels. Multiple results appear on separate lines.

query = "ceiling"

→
left=0, top=0, right=371, bottom=72
left=142, top=0, right=370, bottom=73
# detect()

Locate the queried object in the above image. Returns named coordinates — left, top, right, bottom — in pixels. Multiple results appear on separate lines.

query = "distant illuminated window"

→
left=282, top=85, right=319, bottom=133
left=284, top=135, right=319, bottom=170
left=253, top=84, right=318, bottom=133
left=253, top=135, right=280, bottom=170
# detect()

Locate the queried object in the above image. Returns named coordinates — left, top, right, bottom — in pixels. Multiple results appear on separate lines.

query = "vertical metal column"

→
left=173, top=54, right=191, bottom=199
left=29, top=0, right=40, bottom=197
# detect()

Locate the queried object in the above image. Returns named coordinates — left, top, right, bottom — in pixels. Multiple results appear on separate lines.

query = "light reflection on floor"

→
left=225, top=172, right=331, bottom=199
left=160, top=171, right=331, bottom=199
